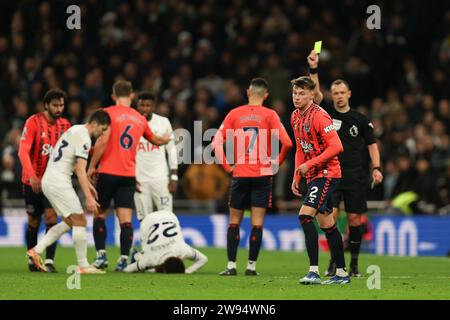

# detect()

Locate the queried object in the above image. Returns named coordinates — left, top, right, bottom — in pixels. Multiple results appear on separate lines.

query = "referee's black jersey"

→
left=323, top=104, right=376, bottom=185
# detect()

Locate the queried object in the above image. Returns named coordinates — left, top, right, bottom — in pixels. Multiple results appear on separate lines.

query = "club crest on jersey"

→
left=300, top=140, right=314, bottom=153
left=350, top=125, right=359, bottom=137
left=41, top=132, right=46, bottom=138
left=83, top=143, right=89, bottom=151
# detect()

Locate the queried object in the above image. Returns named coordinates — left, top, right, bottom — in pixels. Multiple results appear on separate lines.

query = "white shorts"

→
left=134, top=179, right=173, bottom=220
left=42, top=179, right=83, bottom=218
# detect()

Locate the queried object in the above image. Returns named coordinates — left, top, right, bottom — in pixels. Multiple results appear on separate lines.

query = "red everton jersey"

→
left=97, top=105, right=154, bottom=177
left=213, top=105, right=292, bottom=177
left=18, top=112, right=71, bottom=185
left=291, top=103, right=343, bottom=183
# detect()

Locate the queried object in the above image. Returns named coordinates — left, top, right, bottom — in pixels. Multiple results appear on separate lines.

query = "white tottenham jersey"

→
left=136, top=114, right=177, bottom=182
left=140, top=210, right=194, bottom=267
left=43, top=125, right=91, bottom=185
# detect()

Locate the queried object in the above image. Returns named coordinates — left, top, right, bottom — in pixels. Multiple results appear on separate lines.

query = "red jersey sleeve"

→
left=305, top=111, right=343, bottom=169
left=18, top=117, right=37, bottom=179
left=212, top=112, right=234, bottom=172
left=291, top=111, right=304, bottom=183
left=143, top=120, right=154, bottom=142
left=270, top=111, right=292, bottom=165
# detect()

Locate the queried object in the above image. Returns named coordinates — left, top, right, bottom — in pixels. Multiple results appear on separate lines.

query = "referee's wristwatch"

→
left=170, top=174, right=179, bottom=181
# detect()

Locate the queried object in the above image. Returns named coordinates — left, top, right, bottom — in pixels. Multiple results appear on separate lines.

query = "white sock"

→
left=247, top=260, right=256, bottom=271
left=98, top=249, right=106, bottom=255
left=73, top=227, right=89, bottom=268
left=309, top=266, right=319, bottom=274
left=336, top=268, right=348, bottom=277
left=35, top=222, right=71, bottom=254
left=45, top=259, right=54, bottom=265
left=227, top=261, right=236, bottom=269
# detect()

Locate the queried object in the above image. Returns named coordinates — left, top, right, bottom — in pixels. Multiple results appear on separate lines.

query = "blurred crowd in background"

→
left=0, top=0, right=449, bottom=214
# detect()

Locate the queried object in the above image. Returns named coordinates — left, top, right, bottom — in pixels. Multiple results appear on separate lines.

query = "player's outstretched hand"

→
left=86, top=196, right=100, bottom=215
left=29, top=176, right=41, bottom=194
left=307, top=50, right=319, bottom=68
left=292, top=179, right=302, bottom=197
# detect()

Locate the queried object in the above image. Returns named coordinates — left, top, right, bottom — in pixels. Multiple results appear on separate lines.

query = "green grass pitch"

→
left=0, top=247, right=449, bottom=300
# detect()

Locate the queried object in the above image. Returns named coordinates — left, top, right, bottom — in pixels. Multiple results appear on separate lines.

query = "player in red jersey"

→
left=18, top=88, right=71, bottom=272
left=87, top=81, right=170, bottom=271
left=290, top=76, right=349, bottom=285
left=212, top=78, right=293, bottom=276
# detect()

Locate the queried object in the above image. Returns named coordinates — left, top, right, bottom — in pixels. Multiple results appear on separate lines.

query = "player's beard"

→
left=47, top=109, right=62, bottom=120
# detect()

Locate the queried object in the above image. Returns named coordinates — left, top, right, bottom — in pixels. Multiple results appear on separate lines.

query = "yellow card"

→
left=314, top=41, right=322, bottom=54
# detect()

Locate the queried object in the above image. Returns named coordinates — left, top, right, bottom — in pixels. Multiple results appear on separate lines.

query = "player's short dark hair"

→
left=157, top=257, right=185, bottom=274
left=88, top=109, right=111, bottom=126
left=137, top=91, right=156, bottom=102
left=112, top=80, right=133, bottom=97
left=249, top=78, right=269, bottom=92
left=43, top=88, right=67, bottom=105
left=291, top=76, right=316, bottom=91
left=331, top=79, right=351, bottom=90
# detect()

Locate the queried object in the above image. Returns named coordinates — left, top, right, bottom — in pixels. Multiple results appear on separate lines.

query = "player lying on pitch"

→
left=123, top=210, right=208, bottom=274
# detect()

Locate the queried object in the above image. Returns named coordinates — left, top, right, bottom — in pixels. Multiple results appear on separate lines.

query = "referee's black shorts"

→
left=229, top=176, right=273, bottom=210
left=331, top=183, right=368, bottom=214
left=96, top=173, right=136, bottom=211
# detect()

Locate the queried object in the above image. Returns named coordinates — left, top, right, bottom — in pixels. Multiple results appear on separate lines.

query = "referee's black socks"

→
left=93, top=217, right=107, bottom=251
left=349, top=225, right=362, bottom=265
left=321, top=224, right=346, bottom=270
left=227, top=223, right=240, bottom=262
left=299, top=215, right=319, bottom=267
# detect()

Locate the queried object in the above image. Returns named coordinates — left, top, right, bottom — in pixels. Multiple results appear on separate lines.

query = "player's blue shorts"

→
left=229, top=176, right=273, bottom=210
left=303, top=178, right=340, bottom=214
left=96, top=173, right=136, bottom=210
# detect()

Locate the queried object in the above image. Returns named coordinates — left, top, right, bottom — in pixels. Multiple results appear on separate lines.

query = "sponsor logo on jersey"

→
left=41, top=144, right=53, bottom=156
left=138, top=141, right=160, bottom=152
left=350, top=125, right=359, bottom=137
left=324, top=124, right=335, bottom=133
